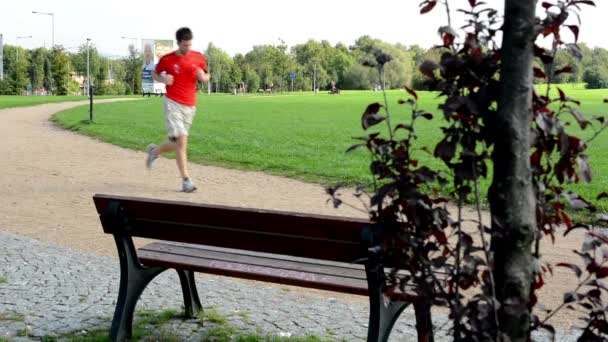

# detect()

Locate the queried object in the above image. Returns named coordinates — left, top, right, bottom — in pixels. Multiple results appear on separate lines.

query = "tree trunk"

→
left=489, top=0, right=537, bottom=341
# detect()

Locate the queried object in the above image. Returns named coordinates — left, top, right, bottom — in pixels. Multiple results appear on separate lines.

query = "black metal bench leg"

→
left=110, top=235, right=166, bottom=342
left=177, top=269, right=202, bottom=318
left=367, top=290, right=408, bottom=341
left=365, top=264, right=408, bottom=342
left=413, top=300, right=434, bottom=342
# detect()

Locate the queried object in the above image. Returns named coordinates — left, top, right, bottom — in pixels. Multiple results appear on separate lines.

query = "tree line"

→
left=1, top=36, right=607, bottom=96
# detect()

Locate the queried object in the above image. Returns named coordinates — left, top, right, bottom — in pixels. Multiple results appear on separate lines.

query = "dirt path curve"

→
left=0, top=99, right=588, bottom=328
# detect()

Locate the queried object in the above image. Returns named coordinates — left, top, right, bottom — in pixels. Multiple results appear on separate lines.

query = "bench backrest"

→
left=94, top=194, right=370, bottom=264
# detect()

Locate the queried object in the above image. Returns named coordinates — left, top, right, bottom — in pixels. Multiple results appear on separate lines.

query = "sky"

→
left=2, top=0, right=607, bottom=57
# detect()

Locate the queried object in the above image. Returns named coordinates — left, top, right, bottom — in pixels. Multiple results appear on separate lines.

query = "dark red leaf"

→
left=558, top=87, right=566, bottom=101
left=531, top=150, right=541, bottom=167
left=567, top=25, right=580, bottom=43
left=578, top=155, right=592, bottom=183
left=534, top=274, right=545, bottom=290
left=421, top=113, right=433, bottom=120
left=569, top=108, right=589, bottom=130
left=563, top=212, right=572, bottom=229
left=468, top=0, right=476, bottom=7
left=542, top=2, right=554, bottom=8
left=587, top=289, right=601, bottom=299
left=563, top=291, right=579, bottom=303
left=419, top=60, right=440, bottom=79
left=433, top=231, right=448, bottom=244
left=588, top=231, right=608, bottom=245
left=405, top=86, right=418, bottom=100
left=361, top=103, right=386, bottom=130
left=534, top=67, right=547, bottom=79
left=345, top=144, right=366, bottom=153
left=443, top=33, right=454, bottom=47
left=572, top=0, right=596, bottom=6
left=597, top=267, right=608, bottom=279
left=420, top=1, right=437, bottom=14
left=395, top=124, right=414, bottom=132
left=556, top=262, right=582, bottom=278
left=434, top=137, right=457, bottom=163
left=555, top=66, right=574, bottom=75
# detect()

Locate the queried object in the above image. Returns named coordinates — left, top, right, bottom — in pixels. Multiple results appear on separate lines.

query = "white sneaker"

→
left=146, top=144, right=158, bottom=169
left=182, top=178, right=197, bottom=193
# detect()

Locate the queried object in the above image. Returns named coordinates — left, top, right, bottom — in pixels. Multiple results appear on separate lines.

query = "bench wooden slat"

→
left=138, top=247, right=371, bottom=296
left=139, top=242, right=368, bottom=281
left=155, top=241, right=367, bottom=271
left=94, top=194, right=369, bottom=263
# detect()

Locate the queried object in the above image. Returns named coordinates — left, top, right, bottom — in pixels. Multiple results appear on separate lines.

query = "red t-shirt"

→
left=155, top=51, right=207, bottom=106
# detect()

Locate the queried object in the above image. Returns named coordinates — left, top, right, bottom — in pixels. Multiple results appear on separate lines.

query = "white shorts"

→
left=163, top=97, right=196, bottom=141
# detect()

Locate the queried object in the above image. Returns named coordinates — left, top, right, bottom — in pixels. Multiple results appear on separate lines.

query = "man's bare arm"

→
left=153, top=71, right=174, bottom=85
left=197, top=68, right=210, bottom=83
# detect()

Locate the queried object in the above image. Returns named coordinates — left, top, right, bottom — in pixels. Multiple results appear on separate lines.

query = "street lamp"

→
left=121, top=36, right=138, bottom=51
left=86, top=38, right=91, bottom=94
left=16, top=36, right=33, bottom=64
left=86, top=38, right=93, bottom=122
left=32, top=11, right=54, bottom=48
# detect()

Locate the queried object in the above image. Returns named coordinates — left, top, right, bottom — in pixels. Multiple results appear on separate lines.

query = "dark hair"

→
left=176, top=27, right=193, bottom=42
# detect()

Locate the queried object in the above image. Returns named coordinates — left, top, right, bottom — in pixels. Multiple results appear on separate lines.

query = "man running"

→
left=146, top=27, right=209, bottom=192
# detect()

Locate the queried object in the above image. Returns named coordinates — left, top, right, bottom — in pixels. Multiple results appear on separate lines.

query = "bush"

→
left=583, top=68, right=608, bottom=89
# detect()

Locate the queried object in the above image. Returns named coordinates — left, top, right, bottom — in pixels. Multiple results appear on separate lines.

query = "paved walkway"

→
left=0, top=233, right=436, bottom=341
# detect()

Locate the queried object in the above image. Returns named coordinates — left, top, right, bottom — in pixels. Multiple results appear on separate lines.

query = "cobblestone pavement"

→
left=0, top=233, right=575, bottom=341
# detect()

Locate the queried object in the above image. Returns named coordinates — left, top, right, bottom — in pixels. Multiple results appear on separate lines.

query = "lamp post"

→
left=121, top=36, right=138, bottom=51
left=87, top=38, right=93, bottom=122
left=16, top=36, right=32, bottom=64
left=32, top=11, right=54, bottom=47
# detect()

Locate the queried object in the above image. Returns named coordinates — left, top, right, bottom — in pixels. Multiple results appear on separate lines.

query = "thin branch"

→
left=453, top=187, right=464, bottom=339
left=545, top=43, right=559, bottom=100
left=473, top=167, right=500, bottom=332
left=586, top=123, right=608, bottom=145
left=380, top=67, right=394, bottom=140
left=444, top=0, right=453, bottom=29
left=541, top=273, right=592, bottom=325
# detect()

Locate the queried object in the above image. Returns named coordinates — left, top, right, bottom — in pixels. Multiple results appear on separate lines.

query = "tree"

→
left=43, top=56, right=53, bottom=93
left=342, top=63, right=373, bottom=90
left=29, top=48, right=49, bottom=92
left=583, top=47, right=608, bottom=89
left=123, top=45, right=141, bottom=95
left=205, top=43, right=233, bottom=93
left=243, top=65, right=260, bottom=93
left=354, top=36, right=415, bottom=89
left=332, top=1, right=606, bottom=341
left=488, top=0, right=537, bottom=339
left=50, top=46, right=71, bottom=95
left=0, top=45, right=30, bottom=94
left=228, top=63, right=243, bottom=92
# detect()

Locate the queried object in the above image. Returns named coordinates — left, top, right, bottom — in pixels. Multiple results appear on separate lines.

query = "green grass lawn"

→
left=52, top=87, right=608, bottom=212
left=0, top=95, right=134, bottom=110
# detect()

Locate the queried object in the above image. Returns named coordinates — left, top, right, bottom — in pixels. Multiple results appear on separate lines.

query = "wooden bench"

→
left=94, top=194, right=427, bottom=342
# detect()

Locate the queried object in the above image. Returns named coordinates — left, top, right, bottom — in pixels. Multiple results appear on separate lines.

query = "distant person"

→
left=146, top=27, right=210, bottom=193
left=142, top=43, right=155, bottom=93
left=143, top=43, right=154, bottom=70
